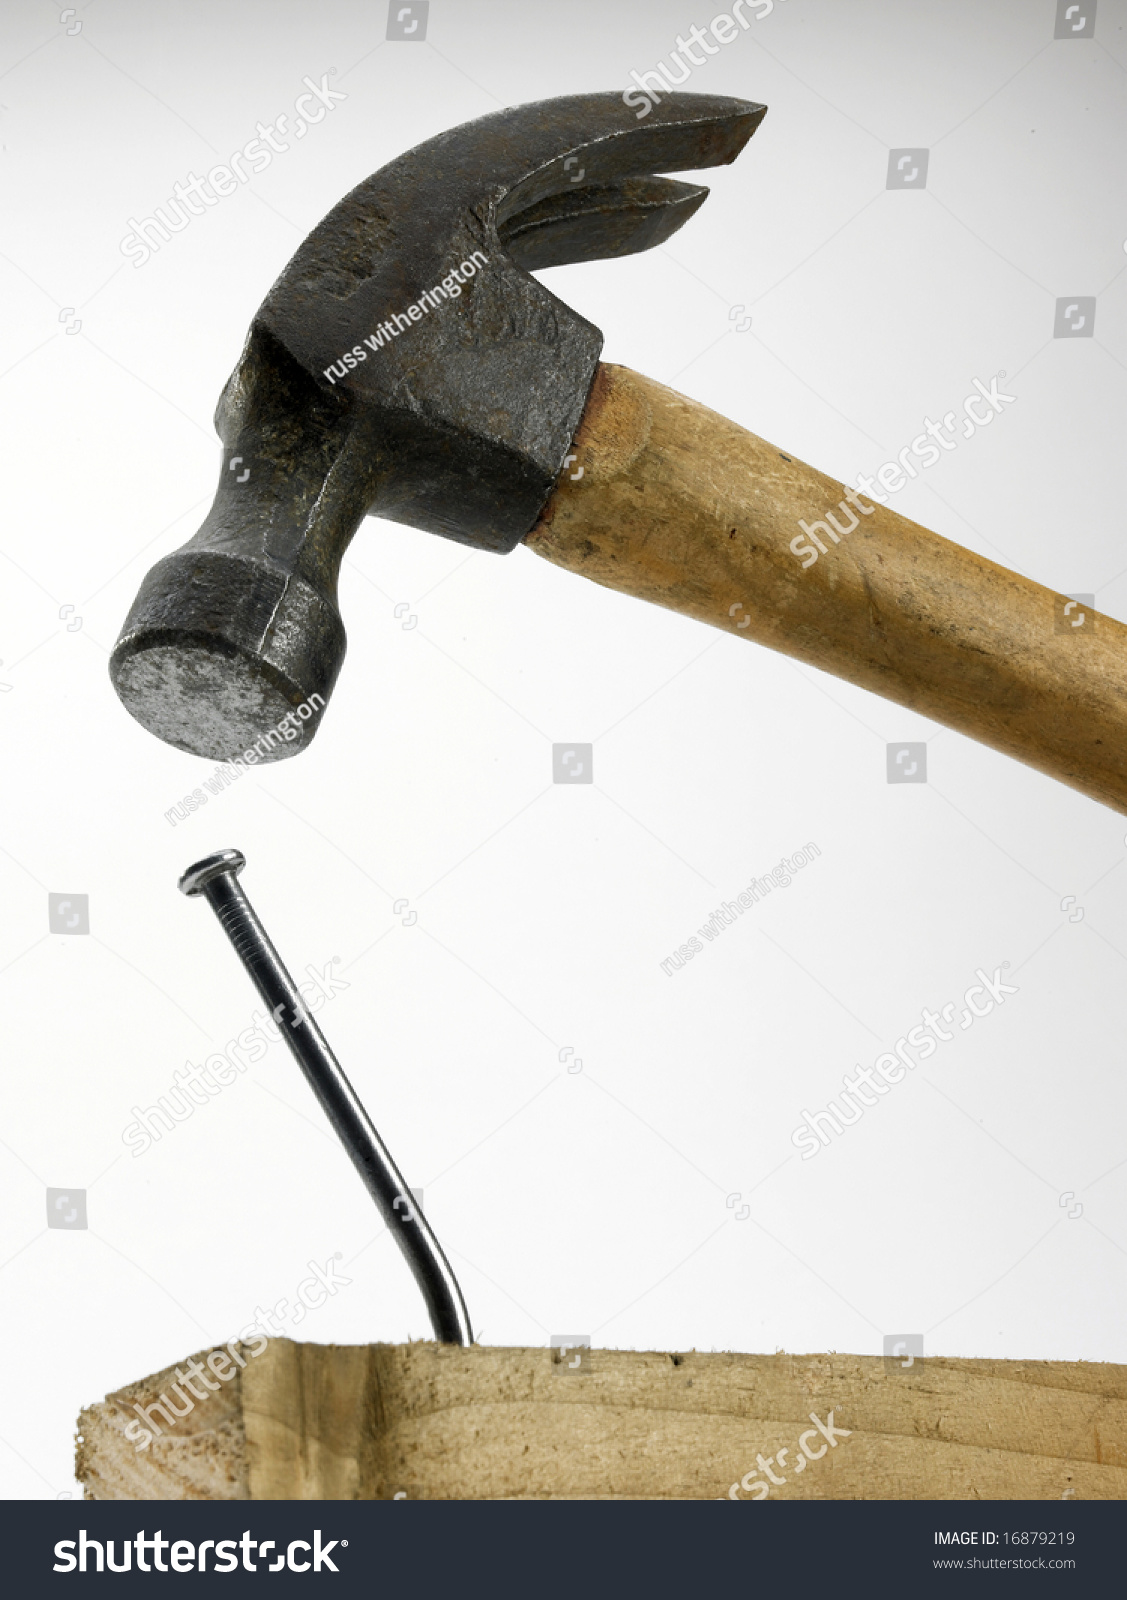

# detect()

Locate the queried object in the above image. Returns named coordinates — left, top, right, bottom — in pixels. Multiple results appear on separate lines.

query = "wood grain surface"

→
left=76, top=1342, right=1127, bottom=1500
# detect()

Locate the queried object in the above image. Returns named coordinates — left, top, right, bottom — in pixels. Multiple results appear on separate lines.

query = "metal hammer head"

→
left=110, top=91, right=766, bottom=763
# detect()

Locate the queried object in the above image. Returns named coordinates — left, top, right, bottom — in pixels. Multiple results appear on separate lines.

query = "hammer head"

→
left=110, top=91, right=765, bottom=763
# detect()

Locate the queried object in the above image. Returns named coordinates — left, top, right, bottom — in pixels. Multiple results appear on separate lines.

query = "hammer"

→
left=110, top=92, right=1127, bottom=814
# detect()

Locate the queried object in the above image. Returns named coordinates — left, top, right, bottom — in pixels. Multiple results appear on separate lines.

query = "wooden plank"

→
left=77, top=1342, right=1127, bottom=1500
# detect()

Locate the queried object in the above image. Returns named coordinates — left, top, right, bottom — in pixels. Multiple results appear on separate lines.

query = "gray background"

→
left=1, top=0, right=1125, bottom=1498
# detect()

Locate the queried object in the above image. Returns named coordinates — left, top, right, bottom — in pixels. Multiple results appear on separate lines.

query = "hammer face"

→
left=113, top=642, right=312, bottom=764
left=110, top=549, right=346, bottom=763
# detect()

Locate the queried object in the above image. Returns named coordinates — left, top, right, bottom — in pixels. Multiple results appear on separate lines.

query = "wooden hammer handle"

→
left=527, top=363, right=1127, bottom=814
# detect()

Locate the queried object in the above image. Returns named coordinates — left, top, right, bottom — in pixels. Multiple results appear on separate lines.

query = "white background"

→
left=1, top=0, right=1125, bottom=1498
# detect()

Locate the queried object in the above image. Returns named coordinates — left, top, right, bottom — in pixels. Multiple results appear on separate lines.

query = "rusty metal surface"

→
left=109, top=91, right=766, bottom=762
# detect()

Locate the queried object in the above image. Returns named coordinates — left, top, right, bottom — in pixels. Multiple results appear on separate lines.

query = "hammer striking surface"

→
left=110, top=92, right=1127, bottom=814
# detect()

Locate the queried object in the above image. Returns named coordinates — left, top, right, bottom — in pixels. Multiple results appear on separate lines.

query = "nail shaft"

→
left=180, top=850, right=472, bottom=1346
